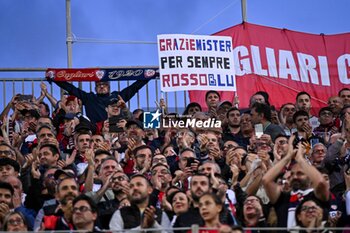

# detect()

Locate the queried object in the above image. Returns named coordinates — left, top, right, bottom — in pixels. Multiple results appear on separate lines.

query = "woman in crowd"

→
left=2, top=211, right=28, bottom=232
left=168, top=190, right=190, bottom=226
left=294, top=199, right=324, bottom=232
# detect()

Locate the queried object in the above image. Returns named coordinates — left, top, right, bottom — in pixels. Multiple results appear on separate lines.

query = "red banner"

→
left=189, top=22, right=350, bottom=112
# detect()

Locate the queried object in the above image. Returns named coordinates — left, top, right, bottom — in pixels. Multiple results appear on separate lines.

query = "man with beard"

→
left=122, top=120, right=145, bottom=159
left=50, top=78, right=150, bottom=123
left=328, top=96, right=343, bottom=120
left=223, top=107, right=248, bottom=147
left=173, top=174, right=210, bottom=229
left=173, top=174, right=234, bottom=231
left=41, top=177, right=79, bottom=230
left=123, top=145, right=152, bottom=177
left=262, top=138, right=329, bottom=228
left=109, top=174, right=171, bottom=230
left=279, top=103, right=297, bottom=136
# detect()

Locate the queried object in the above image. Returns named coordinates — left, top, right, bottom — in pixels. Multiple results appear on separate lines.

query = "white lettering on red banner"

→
left=188, top=23, right=350, bottom=112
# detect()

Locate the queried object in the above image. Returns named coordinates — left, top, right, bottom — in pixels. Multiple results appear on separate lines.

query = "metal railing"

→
left=0, top=68, right=190, bottom=114
left=1, top=225, right=350, bottom=233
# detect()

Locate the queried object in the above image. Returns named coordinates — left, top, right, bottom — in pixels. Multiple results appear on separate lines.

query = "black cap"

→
left=0, top=158, right=20, bottom=172
left=125, top=119, right=144, bottom=130
left=107, top=98, right=119, bottom=106
left=319, top=106, right=333, bottom=116
left=217, top=100, right=233, bottom=109
left=54, top=169, right=76, bottom=180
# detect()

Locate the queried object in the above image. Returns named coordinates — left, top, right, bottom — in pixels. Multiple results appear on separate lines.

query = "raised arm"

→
left=118, top=80, right=150, bottom=103
left=262, top=136, right=295, bottom=204
left=51, top=80, right=90, bottom=102
left=40, top=82, right=58, bottom=107
left=295, top=143, right=330, bottom=202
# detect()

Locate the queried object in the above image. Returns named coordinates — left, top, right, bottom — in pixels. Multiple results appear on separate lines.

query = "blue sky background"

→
left=0, top=0, right=349, bottom=111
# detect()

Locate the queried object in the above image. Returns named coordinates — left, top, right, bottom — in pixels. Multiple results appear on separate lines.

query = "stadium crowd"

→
left=0, top=78, right=349, bottom=233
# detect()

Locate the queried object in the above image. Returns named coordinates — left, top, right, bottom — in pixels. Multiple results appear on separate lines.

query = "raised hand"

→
left=141, top=206, right=156, bottom=228
left=40, top=82, right=48, bottom=95
left=31, top=156, right=41, bottom=179
left=117, top=95, right=126, bottom=109
left=66, top=149, right=78, bottom=166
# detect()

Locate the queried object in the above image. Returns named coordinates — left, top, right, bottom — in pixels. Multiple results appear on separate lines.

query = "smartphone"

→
left=186, top=157, right=195, bottom=167
left=255, top=124, right=263, bottom=139
left=148, top=195, right=159, bottom=208
left=109, top=116, right=124, bottom=133
left=18, top=94, right=33, bottom=102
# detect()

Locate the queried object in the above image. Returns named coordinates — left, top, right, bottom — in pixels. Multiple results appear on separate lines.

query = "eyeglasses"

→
left=256, top=142, right=270, bottom=148
left=72, top=206, right=92, bottom=214
left=110, top=176, right=127, bottom=182
left=0, top=150, right=12, bottom=156
left=222, top=144, right=236, bottom=150
left=320, top=111, right=333, bottom=117
left=277, top=140, right=288, bottom=145
left=301, top=205, right=318, bottom=212
left=313, top=149, right=325, bottom=154
left=244, top=198, right=259, bottom=205
left=7, top=218, right=24, bottom=226
left=151, top=169, right=170, bottom=176
left=153, top=158, right=167, bottom=163
left=176, top=131, right=194, bottom=138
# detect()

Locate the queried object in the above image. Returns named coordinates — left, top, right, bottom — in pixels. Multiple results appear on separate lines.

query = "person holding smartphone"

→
left=250, top=102, right=285, bottom=142
left=99, top=96, right=131, bottom=138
